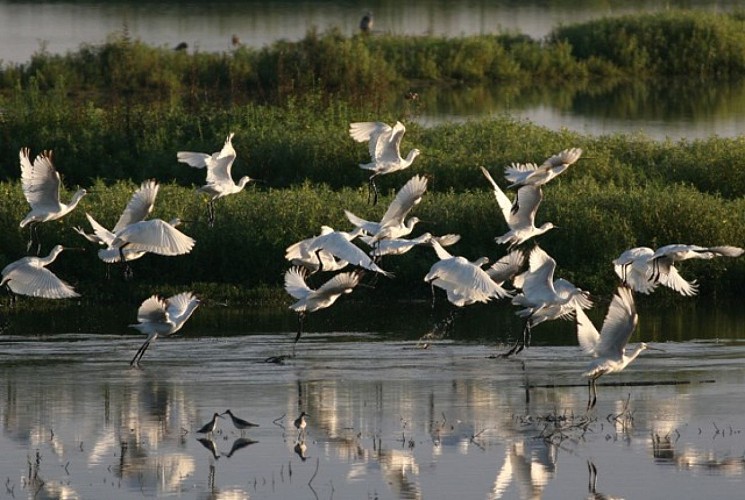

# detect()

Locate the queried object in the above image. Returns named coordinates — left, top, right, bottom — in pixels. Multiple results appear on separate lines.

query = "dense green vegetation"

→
left=1, top=11, right=744, bottom=307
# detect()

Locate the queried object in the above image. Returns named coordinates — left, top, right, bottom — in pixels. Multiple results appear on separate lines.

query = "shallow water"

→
left=2, top=0, right=745, bottom=139
left=1, top=323, right=744, bottom=499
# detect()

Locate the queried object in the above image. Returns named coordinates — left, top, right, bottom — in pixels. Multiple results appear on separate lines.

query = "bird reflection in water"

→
left=294, top=440, right=308, bottom=461
left=226, top=437, right=258, bottom=458
left=587, top=461, right=622, bottom=500
left=197, top=437, right=220, bottom=460
left=491, top=438, right=557, bottom=499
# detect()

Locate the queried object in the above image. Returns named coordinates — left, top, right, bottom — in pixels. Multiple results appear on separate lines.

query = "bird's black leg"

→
left=368, top=176, right=380, bottom=205
left=524, top=321, right=532, bottom=349
left=207, top=201, right=216, bottom=228
left=294, top=312, right=305, bottom=344
left=587, top=379, right=598, bottom=410
left=119, top=244, right=133, bottom=280
left=510, top=191, right=521, bottom=215
left=130, top=340, right=150, bottom=367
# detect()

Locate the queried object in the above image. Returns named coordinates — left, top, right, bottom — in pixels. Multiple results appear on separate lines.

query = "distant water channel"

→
left=1, top=316, right=745, bottom=499
left=2, top=0, right=745, bottom=139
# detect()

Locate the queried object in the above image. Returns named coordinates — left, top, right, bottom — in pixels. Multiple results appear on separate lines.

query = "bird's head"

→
left=408, top=148, right=422, bottom=161
left=238, top=176, right=254, bottom=187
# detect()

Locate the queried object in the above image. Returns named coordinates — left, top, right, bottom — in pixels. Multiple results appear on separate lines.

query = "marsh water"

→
left=1, top=302, right=745, bottom=499
left=3, top=0, right=745, bottom=139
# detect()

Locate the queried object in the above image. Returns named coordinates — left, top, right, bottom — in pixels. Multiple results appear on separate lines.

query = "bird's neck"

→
left=622, top=344, right=646, bottom=367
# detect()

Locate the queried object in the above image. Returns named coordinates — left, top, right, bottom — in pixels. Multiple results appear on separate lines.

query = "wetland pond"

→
left=3, top=0, right=745, bottom=140
left=1, top=301, right=744, bottom=499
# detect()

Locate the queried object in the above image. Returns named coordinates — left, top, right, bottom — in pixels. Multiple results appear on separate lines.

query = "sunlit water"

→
left=2, top=0, right=745, bottom=139
left=2, top=302, right=745, bottom=499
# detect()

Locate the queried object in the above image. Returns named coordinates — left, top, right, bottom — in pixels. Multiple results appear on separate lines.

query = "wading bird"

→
left=648, top=244, right=744, bottom=296
left=128, top=292, right=201, bottom=366
left=285, top=226, right=349, bottom=274
left=305, top=227, right=392, bottom=276
left=222, top=409, right=259, bottom=431
left=19, top=148, right=88, bottom=254
left=197, top=412, right=224, bottom=435
left=424, top=239, right=513, bottom=307
left=1, top=245, right=80, bottom=301
left=481, top=166, right=555, bottom=249
left=345, top=173, right=428, bottom=245
left=506, top=245, right=592, bottom=356
left=576, top=286, right=659, bottom=409
left=613, top=247, right=658, bottom=294
left=503, top=148, right=582, bottom=213
left=284, top=267, right=361, bottom=343
left=349, top=121, right=421, bottom=204
left=294, top=411, right=309, bottom=439
left=363, top=232, right=460, bottom=258
left=177, top=132, right=254, bottom=227
left=74, top=180, right=159, bottom=266
left=360, top=11, right=373, bottom=33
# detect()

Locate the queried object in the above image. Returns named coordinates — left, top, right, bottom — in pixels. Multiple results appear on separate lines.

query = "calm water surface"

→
left=1, top=304, right=745, bottom=498
left=2, top=0, right=745, bottom=139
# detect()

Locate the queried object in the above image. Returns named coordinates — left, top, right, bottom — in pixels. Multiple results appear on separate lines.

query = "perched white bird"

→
left=305, top=227, right=392, bottom=276
left=74, top=180, right=159, bottom=264
left=362, top=232, right=460, bottom=258
left=481, top=166, right=555, bottom=249
left=345, top=174, right=428, bottom=244
left=284, top=267, right=361, bottom=342
left=19, top=148, right=88, bottom=253
left=349, top=121, right=421, bottom=204
left=285, top=226, right=349, bottom=273
left=613, top=247, right=658, bottom=294
left=648, top=244, right=744, bottom=296
left=424, top=239, right=513, bottom=307
left=1, top=245, right=80, bottom=300
left=359, top=11, right=373, bottom=33
left=507, top=245, right=592, bottom=355
left=177, top=132, right=253, bottom=226
left=576, top=286, right=656, bottom=409
left=503, top=148, right=583, bottom=189
left=129, top=292, right=201, bottom=366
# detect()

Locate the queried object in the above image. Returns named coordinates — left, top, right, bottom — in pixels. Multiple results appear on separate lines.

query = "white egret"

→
left=305, top=227, right=392, bottom=276
left=74, top=180, right=159, bottom=265
left=648, top=244, right=744, bottom=296
left=485, top=249, right=526, bottom=287
left=507, top=245, right=592, bottom=355
left=424, top=239, right=513, bottom=307
left=222, top=409, right=259, bottom=431
left=576, top=286, right=659, bottom=409
left=504, top=147, right=583, bottom=189
left=345, top=173, right=428, bottom=244
left=285, top=226, right=349, bottom=273
left=19, top=148, right=88, bottom=253
left=177, top=132, right=254, bottom=226
left=481, top=166, right=555, bottom=249
left=613, top=247, right=658, bottom=294
left=284, top=267, right=361, bottom=343
left=1, top=245, right=80, bottom=301
left=129, top=291, right=201, bottom=366
left=111, top=218, right=195, bottom=260
left=349, top=121, right=421, bottom=204
left=363, top=232, right=460, bottom=258
left=197, top=412, right=224, bottom=435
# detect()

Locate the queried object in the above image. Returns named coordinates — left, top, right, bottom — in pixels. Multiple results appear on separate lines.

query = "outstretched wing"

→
left=206, top=132, right=237, bottom=184
left=284, top=267, right=312, bottom=300
left=3, top=264, right=79, bottom=299
left=379, top=174, right=427, bottom=228
left=595, top=286, right=638, bottom=359
left=480, top=166, right=513, bottom=223
left=136, top=295, right=168, bottom=323
left=20, top=149, right=61, bottom=210
left=166, top=291, right=198, bottom=320
left=113, top=180, right=159, bottom=232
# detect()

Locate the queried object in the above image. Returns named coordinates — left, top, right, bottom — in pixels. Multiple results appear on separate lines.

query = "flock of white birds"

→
left=2, top=122, right=743, bottom=404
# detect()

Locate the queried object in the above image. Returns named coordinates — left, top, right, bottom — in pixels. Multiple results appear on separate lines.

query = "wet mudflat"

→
left=1, top=330, right=744, bottom=499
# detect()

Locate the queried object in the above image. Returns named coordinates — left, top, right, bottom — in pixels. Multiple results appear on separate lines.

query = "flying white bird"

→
left=129, top=292, right=201, bottom=366
left=349, top=121, right=421, bottom=204
left=362, top=232, right=461, bottom=258
left=1, top=245, right=80, bottom=301
left=285, top=226, right=349, bottom=274
left=648, top=244, right=744, bottom=296
left=424, top=239, right=513, bottom=307
left=481, top=166, right=555, bottom=249
left=19, top=148, right=88, bottom=253
left=485, top=249, right=526, bottom=287
left=504, top=148, right=583, bottom=189
left=74, top=180, right=159, bottom=264
left=345, top=174, right=428, bottom=245
left=305, top=227, right=392, bottom=276
left=284, top=267, right=361, bottom=343
left=506, top=245, right=592, bottom=356
left=110, top=218, right=195, bottom=260
left=576, top=286, right=659, bottom=409
left=613, top=247, right=658, bottom=294
left=177, top=132, right=254, bottom=226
